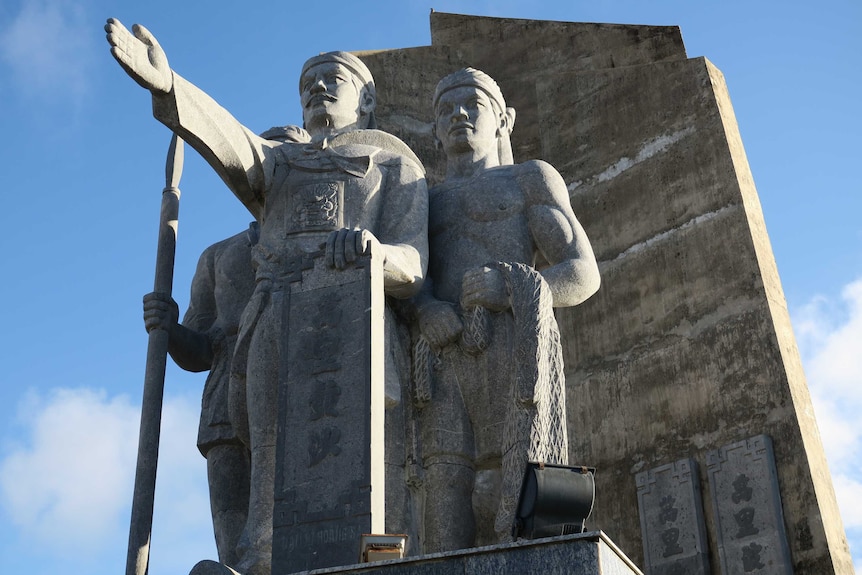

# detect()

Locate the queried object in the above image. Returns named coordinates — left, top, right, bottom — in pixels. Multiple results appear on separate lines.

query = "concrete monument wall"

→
left=358, top=12, right=851, bottom=574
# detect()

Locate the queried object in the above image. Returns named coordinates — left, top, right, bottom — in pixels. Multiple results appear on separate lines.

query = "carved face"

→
left=434, top=85, right=501, bottom=157
left=300, top=62, right=368, bottom=134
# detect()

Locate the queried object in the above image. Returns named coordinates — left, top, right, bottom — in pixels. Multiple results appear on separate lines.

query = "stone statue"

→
left=412, top=68, right=600, bottom=551
left=142, top=127, right=311, bottom=566
left=107, top=20, right=428, bottom=575
left=143, top=223, right=257, bottom=566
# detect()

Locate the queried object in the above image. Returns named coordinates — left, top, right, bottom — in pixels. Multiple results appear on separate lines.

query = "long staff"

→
left=125, top=134, right=184, bottom=575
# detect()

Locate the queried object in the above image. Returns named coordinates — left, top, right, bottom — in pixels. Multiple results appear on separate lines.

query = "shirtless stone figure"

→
left=413, top=68, right=600, bottom=551
left=107, top=20, right=427, bottom=575
left=143, top=223, right=258, bottom=567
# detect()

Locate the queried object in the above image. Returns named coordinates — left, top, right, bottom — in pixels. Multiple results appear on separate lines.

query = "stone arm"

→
left=143, top=243, right=221, bottom=373
left=152, top=73, right=276, bottom=220
left=520, top=160, right=600, bottom=307
left=408, top=277, right=463, bottom=350
left=374, top=158, right=429, bottom=299
left=142, top=290, right=212, bottom=373
left=142, top=243, right=219, bottom=373
left=106, top=18, right=274, bottom=219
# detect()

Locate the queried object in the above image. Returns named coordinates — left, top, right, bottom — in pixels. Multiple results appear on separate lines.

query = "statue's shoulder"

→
left=511, top=159, right=568, bottom=204
left=330, top=130, right=425, bottom=175
left=513, top=159, right=559, bottom=179
left=201, top=227, right=254, bottom=261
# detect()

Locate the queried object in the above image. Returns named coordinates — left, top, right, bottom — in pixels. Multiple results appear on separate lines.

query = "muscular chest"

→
left=430, top=174, right=527, bottom=241
left=429, top=173, right=535, bottom=299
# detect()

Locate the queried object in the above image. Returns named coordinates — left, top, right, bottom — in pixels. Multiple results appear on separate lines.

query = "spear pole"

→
left=126, top=134, right=184, bottom=575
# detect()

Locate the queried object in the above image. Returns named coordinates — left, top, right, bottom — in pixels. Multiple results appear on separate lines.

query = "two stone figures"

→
left=107, top=18, right=598, bottom=573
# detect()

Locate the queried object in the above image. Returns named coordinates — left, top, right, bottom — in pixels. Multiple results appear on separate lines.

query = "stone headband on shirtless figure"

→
left=434, top=67, right=516, bottom=165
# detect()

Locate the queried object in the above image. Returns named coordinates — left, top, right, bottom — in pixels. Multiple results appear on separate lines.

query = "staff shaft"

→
left=125, top=135, right=183, bottom=575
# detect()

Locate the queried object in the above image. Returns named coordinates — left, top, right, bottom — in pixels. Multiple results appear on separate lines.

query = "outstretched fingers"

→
left=105, top=18, right=133, bottom=61
left=104, top=18, right=172, bottom=93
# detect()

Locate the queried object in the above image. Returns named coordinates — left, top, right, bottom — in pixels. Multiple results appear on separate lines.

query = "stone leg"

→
left=419, top=346, right=477, bottom=552
left=235, top=302, right=279, bottom=575
left=422, top=456, right=476, bottom=552
left=472, top=467, right=503, bottom=546
left=206, top=442, right=250, bottom=568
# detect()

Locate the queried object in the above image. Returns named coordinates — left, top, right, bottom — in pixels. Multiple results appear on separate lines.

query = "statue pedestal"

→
left=300, top=531, right=640, bottom=575
left=190, top=532, right=641, bottom=575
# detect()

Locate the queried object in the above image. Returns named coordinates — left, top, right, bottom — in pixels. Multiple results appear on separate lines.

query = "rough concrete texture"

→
left=358, top=12, right=851, bottom=574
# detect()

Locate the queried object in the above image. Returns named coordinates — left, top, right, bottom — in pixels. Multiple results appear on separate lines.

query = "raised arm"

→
left=105, top=18, right=273, bottom=219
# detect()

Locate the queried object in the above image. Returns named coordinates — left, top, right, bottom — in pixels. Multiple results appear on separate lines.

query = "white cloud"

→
left=0, top=0, right=93, bottom=102
left=792, top=278, right=862, bottom=559
left=0, top=386, right=213, bottom=565
left=0, top=388, right=138, bottom=547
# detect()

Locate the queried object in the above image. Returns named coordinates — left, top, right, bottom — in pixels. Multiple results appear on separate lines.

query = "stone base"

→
left=189, top=531, right=641, bottom=575
left=301, top=531, right=640, bottom=575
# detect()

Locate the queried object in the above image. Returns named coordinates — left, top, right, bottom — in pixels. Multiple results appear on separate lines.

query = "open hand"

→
left=105, top=18, right=172, bottom=94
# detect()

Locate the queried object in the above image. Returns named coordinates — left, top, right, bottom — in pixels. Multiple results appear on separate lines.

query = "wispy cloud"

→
left=0, top=386, right=213, bottom=568
left=0, top=0, right=94, bottom=104
left=793, top=278, right=862, bottom=563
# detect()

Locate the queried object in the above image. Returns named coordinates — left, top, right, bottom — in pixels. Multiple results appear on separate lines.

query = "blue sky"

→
left=0, top=1, right=859, bottom=573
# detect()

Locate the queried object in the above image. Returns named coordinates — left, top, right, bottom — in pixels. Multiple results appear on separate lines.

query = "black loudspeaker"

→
left=514, top=462, right=596, bottom=539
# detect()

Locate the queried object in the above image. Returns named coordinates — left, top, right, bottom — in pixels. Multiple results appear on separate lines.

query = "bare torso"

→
left=429, top=164, right=536, bottom=304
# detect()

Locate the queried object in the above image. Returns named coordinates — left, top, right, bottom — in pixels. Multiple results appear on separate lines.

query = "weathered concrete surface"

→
left=430, top=13, right=686, bottom=168
left=358, top=12, right=851, bottom=574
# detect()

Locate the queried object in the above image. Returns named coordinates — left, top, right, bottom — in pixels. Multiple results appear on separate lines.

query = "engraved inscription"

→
left=308, top=426, right=342, bottom=467
left=707, top=435, right=792, bottom=574
left=732, top=473, right=754, bottom=503
left=636, top=459, right=709, bottom=575
left=659, top=495, right=679, bottom=522
left=658, top=495, right=683, bottom=558
left=734, top=507, right=759, bottom=538
left=661, top=528, right=683, bottom=558
left=299, top=304, right=344, bottom=374
left=742, top=542, right=765, bottom=572
left=284, top=524, right=357, bottom=554
left=309, top=380, right=341, bottom=421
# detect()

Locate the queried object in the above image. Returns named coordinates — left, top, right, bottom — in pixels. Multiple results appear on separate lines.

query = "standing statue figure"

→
left=142, top=126, right=311, bottom=567
left=412, top=68, right=600, bottom=551
left=143, top=222, right=258, bottom=567
left=107, top=20, right=428, bottom=575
